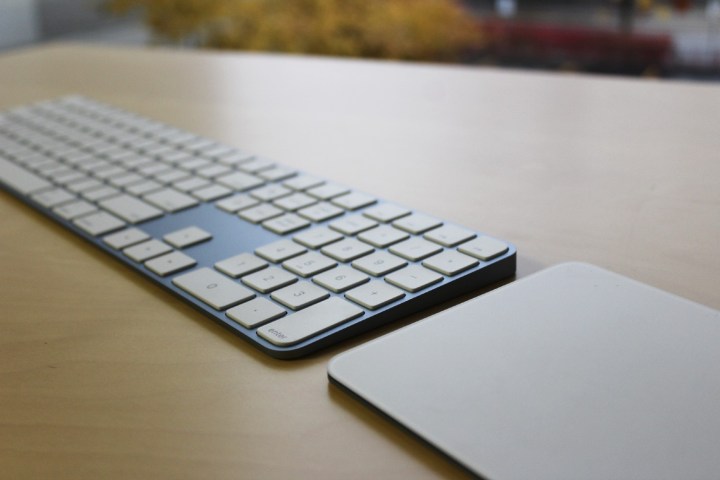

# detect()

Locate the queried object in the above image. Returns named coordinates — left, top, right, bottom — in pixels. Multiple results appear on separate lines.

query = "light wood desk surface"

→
left=1, top=44, right=718, bottom=479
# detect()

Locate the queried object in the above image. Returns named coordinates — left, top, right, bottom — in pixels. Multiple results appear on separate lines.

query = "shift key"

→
left=257, top=297, right=363, bottom=347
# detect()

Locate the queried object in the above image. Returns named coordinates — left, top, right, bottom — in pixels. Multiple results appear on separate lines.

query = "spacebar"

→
left=0, top=157, right=52, bottom=195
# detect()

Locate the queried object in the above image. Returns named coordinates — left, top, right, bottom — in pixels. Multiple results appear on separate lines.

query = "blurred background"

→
left=1, top=0, right=719, bottom=80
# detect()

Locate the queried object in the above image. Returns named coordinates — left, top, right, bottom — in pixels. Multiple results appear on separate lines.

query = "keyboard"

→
left=0, top=96, right=516, bottom=359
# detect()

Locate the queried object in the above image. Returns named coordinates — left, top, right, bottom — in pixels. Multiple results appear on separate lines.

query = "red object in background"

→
left=672, top=0, right=693, bottom=12
left=481, top=20, right=673, bottom=72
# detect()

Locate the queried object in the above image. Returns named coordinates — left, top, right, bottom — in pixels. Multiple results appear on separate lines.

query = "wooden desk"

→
left=1, top=44, right=718, bottom=479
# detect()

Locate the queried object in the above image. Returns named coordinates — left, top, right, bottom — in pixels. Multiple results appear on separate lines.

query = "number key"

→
left=270, top=281, right=330, bottom=310
left=312, top=266, right=369, bottom=293
left=241, top=266, right=298, bottom=293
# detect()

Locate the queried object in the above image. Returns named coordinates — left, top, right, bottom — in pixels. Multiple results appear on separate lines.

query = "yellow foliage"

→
left=107, top=0, right=482, bottom=61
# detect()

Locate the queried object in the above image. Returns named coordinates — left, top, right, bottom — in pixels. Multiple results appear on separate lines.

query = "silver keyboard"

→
left=0, top=96, right=516, bottom=358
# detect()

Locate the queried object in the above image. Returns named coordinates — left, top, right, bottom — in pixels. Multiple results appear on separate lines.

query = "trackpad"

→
left=328, top=262, right=720, bottom=479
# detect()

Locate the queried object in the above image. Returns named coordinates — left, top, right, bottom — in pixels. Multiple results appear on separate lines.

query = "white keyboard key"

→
left=31, top=188, right=75, bottom=207
left=0, top=156, right=51, bottom=194
left=67, top=178, right=102, bottom=193
left=173, top=176, right=210, bottom=192
left=389, top=238, right=443, bottom=262
left=196, top=164, right=231, bottom=178
left=216, top=171, right=264, bottom=191
left=346, top=281, right=405, bottom=310
left=184, top=138, right=216, bottom=152
left=103, top=227, right=150, bottom=249
left=262, top=213, right=311, bottom=235
left=15, top=153, right=50, bottom=168
left=120, top=156, right=154, bottom=169
left=82, top=186, right=120, bottom=202
left=178, top=158, right=211, bottom=171
left=393, top=213, right=443, bottom=234
left=99, top=194, right=164, bottom=223
left=255, top=239, right=306, bottom=263
left=329, top=214, right=378, bottom=235
left=423, top=224, right=477, bottom=247
left=297, top=202, right=344, bottom=222
left=250, top=184, right=292, bottom=201
left=94, top=166, right=128, bottom=180
left=331, top=192, right=377, bottom=210
left=241, top=266, right=298, bottom=293
left=352, top=252, right=407, bottom=277
left=44, top=168, right=75, bottom=182
left=357, top=225, right=409, bottom=248
left=74, top=211, right=126, bottom=236
left=173, top=267, right=255, bottom=310
left=35, top=161, right=65, bottom=175
left=226, top=297, right=286, bottom=328
left=282, top=252, right=337, bottom=278
left=53, top=170, right=86, bottom=185
left=53, top=200, right=97, bottom=219
left=146, top=144, right=176, bottom=157
left=144, top=188, right=198, bottom=212
left=215, top=253, right=268, bottom=278
left=8, top=144, right=38, bottom=158
left=137, top=162, right=172, bottom=177
left=239, top=157, right=274, bottom=173
left=61, top=173, right=93, bottom=187
left=106, top=149, right=133, bottom=162
left=203, top=145, right=241, bottom=158
left=163, top=226, right=212, bottom=248
left=422, top=250, right=478, bottom=276
left=321, top=238, right=374, bottom=262
left=307, top=183, right=350, bottom=200
left=458, top=236, right=509, bottom=261
left=363, top=203, right=411, bottom=222
left=216, top=151, right=254, bottom=166
left=259, top=166, right=296, bottom=181
left=238, top=203, right=283, bottom=223
left=205, top=145, right=242, bottom=158
left=312, top=266, right=370, bottom=293
left=191, top=145, right=235, bottom=159
left=159, top=151, right=192, bottom=165
left=384, top=265, right=443, bottom=293
left=271, top=281, right=330, bottom=310
left=191, top=184, right=232, bottom=201
left=257, top=297, right=363, bottom=347
left=215, top=193, right=259, bottom=213
left=145, top=251, right=197, bottom=276
left=158, top=169, right=194, bottom=185
left=123, top=239, right=172, bottom=262
left=126, top=180, right=162, bottom=196
left=293, top=226, right=344, bottom=249
left=109, top=172, right=144, bottom=188
left=78, top=160, right=111, bottom=174
left=274, top=192, right=317, bottom=211
left=283, top=174, right=324, bottom=191
left=201, top=144, right=239, bottom=158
